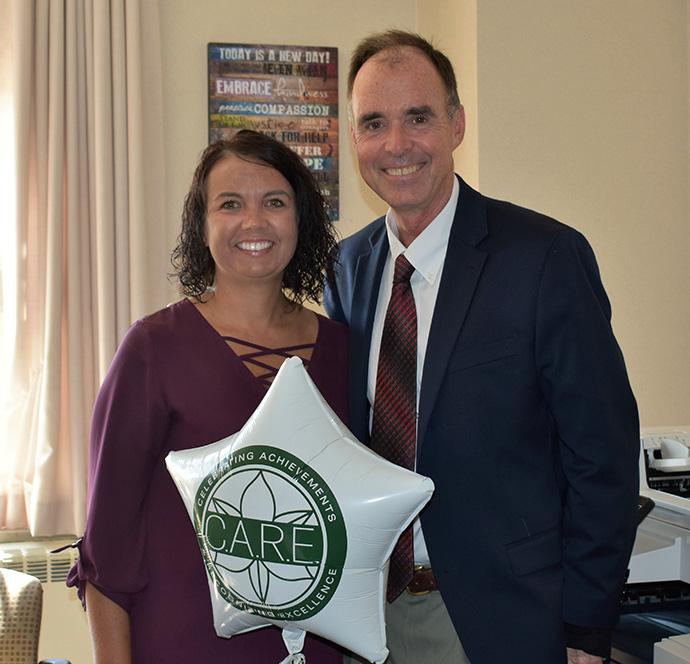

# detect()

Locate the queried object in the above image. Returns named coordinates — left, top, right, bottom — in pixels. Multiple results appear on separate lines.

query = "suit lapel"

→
left=348, top=221, right=388, bottom=443
left=417, top=178, right=488, bottom=453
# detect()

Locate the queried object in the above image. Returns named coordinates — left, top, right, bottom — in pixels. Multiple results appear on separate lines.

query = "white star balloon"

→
left=166, top=357, right=434, bottom=663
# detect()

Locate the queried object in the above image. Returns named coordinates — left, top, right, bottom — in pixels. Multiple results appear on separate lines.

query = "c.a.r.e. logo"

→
left=193, top=445, right=346, bottom=620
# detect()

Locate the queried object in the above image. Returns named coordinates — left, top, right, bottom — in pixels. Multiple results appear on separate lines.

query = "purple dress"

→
left=67, top=299, right=347, bottom=663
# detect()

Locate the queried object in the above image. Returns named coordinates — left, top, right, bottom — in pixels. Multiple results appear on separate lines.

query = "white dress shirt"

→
left=367, top=177, right=459, bottom=567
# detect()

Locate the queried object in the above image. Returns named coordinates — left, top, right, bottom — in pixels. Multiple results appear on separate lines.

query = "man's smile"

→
left=383, top=164, right=424, bottom=177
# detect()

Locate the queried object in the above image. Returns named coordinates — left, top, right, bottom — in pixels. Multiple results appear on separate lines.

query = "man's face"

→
left=350, top=47, right=465, bottom=238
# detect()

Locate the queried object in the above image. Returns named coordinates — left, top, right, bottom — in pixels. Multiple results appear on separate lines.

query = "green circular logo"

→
left=194, top=445, right=347, bottom=621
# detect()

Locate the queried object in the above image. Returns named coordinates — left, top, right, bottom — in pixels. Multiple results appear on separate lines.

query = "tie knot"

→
left=393, top=254, right=415, bottom=284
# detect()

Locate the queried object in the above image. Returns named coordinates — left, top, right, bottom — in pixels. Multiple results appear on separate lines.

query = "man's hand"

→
left=567, top=647, right=603, bottom=664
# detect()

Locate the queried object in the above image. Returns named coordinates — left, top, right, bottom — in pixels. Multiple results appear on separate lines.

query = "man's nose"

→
left=384, top=122, right=412, bottom=156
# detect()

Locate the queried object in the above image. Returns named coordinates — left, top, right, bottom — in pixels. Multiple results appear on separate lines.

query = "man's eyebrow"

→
left=355, top=106, right=436, bottom=126
left=406, top=105, right=435, bottom=116
left=357, top=112, right=383, bottom=125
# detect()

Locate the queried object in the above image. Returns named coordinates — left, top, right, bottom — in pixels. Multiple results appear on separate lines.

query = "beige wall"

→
left=473, top=0, right=690, bottom=426
left=417, top=0, right=479, bottom=188
left=160, top=0, right=690, bottom=427
left=159, top=0, right=416, bottom=269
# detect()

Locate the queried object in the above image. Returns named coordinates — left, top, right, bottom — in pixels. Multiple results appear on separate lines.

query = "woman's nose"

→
left=240, top=204, right=267, bottom=229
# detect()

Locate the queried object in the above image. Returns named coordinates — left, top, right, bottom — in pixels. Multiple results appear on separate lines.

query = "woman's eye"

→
left=220, top=200, right=239, bottom=209
left=266, top=198, right=285, bottom=208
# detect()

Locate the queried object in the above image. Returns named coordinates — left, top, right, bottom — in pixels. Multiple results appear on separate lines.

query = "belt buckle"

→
left=406, top=564, right=432, bottom=596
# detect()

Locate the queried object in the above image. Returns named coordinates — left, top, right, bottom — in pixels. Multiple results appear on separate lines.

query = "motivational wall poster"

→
left=208, top=43, right=339, bottom=221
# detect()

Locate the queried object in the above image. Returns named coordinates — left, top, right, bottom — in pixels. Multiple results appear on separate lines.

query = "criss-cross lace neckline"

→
left=222, top=335, right=315, bottom=388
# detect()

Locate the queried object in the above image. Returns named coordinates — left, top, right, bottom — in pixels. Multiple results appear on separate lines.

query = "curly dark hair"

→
left=348, top=29, right=461, bottom=117
left=171, top=130, right=338, bottom=304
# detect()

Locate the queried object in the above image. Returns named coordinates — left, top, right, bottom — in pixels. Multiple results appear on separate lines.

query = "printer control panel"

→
left=642, top=430, right=690, bottom=498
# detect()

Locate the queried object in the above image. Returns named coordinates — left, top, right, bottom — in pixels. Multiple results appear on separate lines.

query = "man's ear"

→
left=452, top=105, right=466, bottom=149
left=348, top=111, right=357, bottom=147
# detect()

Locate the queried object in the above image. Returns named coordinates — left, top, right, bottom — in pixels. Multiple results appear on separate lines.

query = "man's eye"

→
left=364, top=119, right=383, bottom=131
left=411, top=114, right=428, bottom=124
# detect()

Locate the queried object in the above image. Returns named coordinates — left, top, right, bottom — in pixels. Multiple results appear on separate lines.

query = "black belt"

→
left=406, top=565, right=438, bottom=595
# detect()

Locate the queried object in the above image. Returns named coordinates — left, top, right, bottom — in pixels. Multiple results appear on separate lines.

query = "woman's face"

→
left=204, top=154, right=298, bottom=291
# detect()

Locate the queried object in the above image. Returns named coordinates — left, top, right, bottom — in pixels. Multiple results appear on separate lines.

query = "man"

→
left=325, top=30, right=639, bottom=664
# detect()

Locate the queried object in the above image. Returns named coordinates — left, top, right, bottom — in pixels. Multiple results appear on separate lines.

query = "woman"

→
left=67, top=131, right=347, bottom=663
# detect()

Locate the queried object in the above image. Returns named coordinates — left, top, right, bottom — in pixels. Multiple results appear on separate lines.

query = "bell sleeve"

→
left=67, top=319, right=169, bottom=613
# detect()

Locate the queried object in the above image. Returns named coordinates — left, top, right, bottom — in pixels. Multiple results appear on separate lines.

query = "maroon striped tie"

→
left=371, top=254, right=417, bottom=602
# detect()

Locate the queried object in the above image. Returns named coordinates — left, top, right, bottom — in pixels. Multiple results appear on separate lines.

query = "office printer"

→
left=623, top=427, right=690, bottom=664
left=629, top=426, right=690, bottom=588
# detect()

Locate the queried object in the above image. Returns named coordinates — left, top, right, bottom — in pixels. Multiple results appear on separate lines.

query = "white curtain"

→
left=0, top=0, right=168, bottom=536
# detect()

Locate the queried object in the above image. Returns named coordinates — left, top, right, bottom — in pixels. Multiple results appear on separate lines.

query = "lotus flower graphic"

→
left=204, top=467, right=323, bottom=607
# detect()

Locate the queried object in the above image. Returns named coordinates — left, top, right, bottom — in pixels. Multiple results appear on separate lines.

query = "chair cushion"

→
left=0, top=567, right=43, bottom=664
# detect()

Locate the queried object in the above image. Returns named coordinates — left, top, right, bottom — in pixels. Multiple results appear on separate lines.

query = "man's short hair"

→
left=348, top=29, right=461, bottom=116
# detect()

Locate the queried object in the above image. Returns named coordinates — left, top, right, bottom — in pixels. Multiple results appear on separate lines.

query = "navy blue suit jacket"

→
left=325, top=176, right=639, bottom=663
